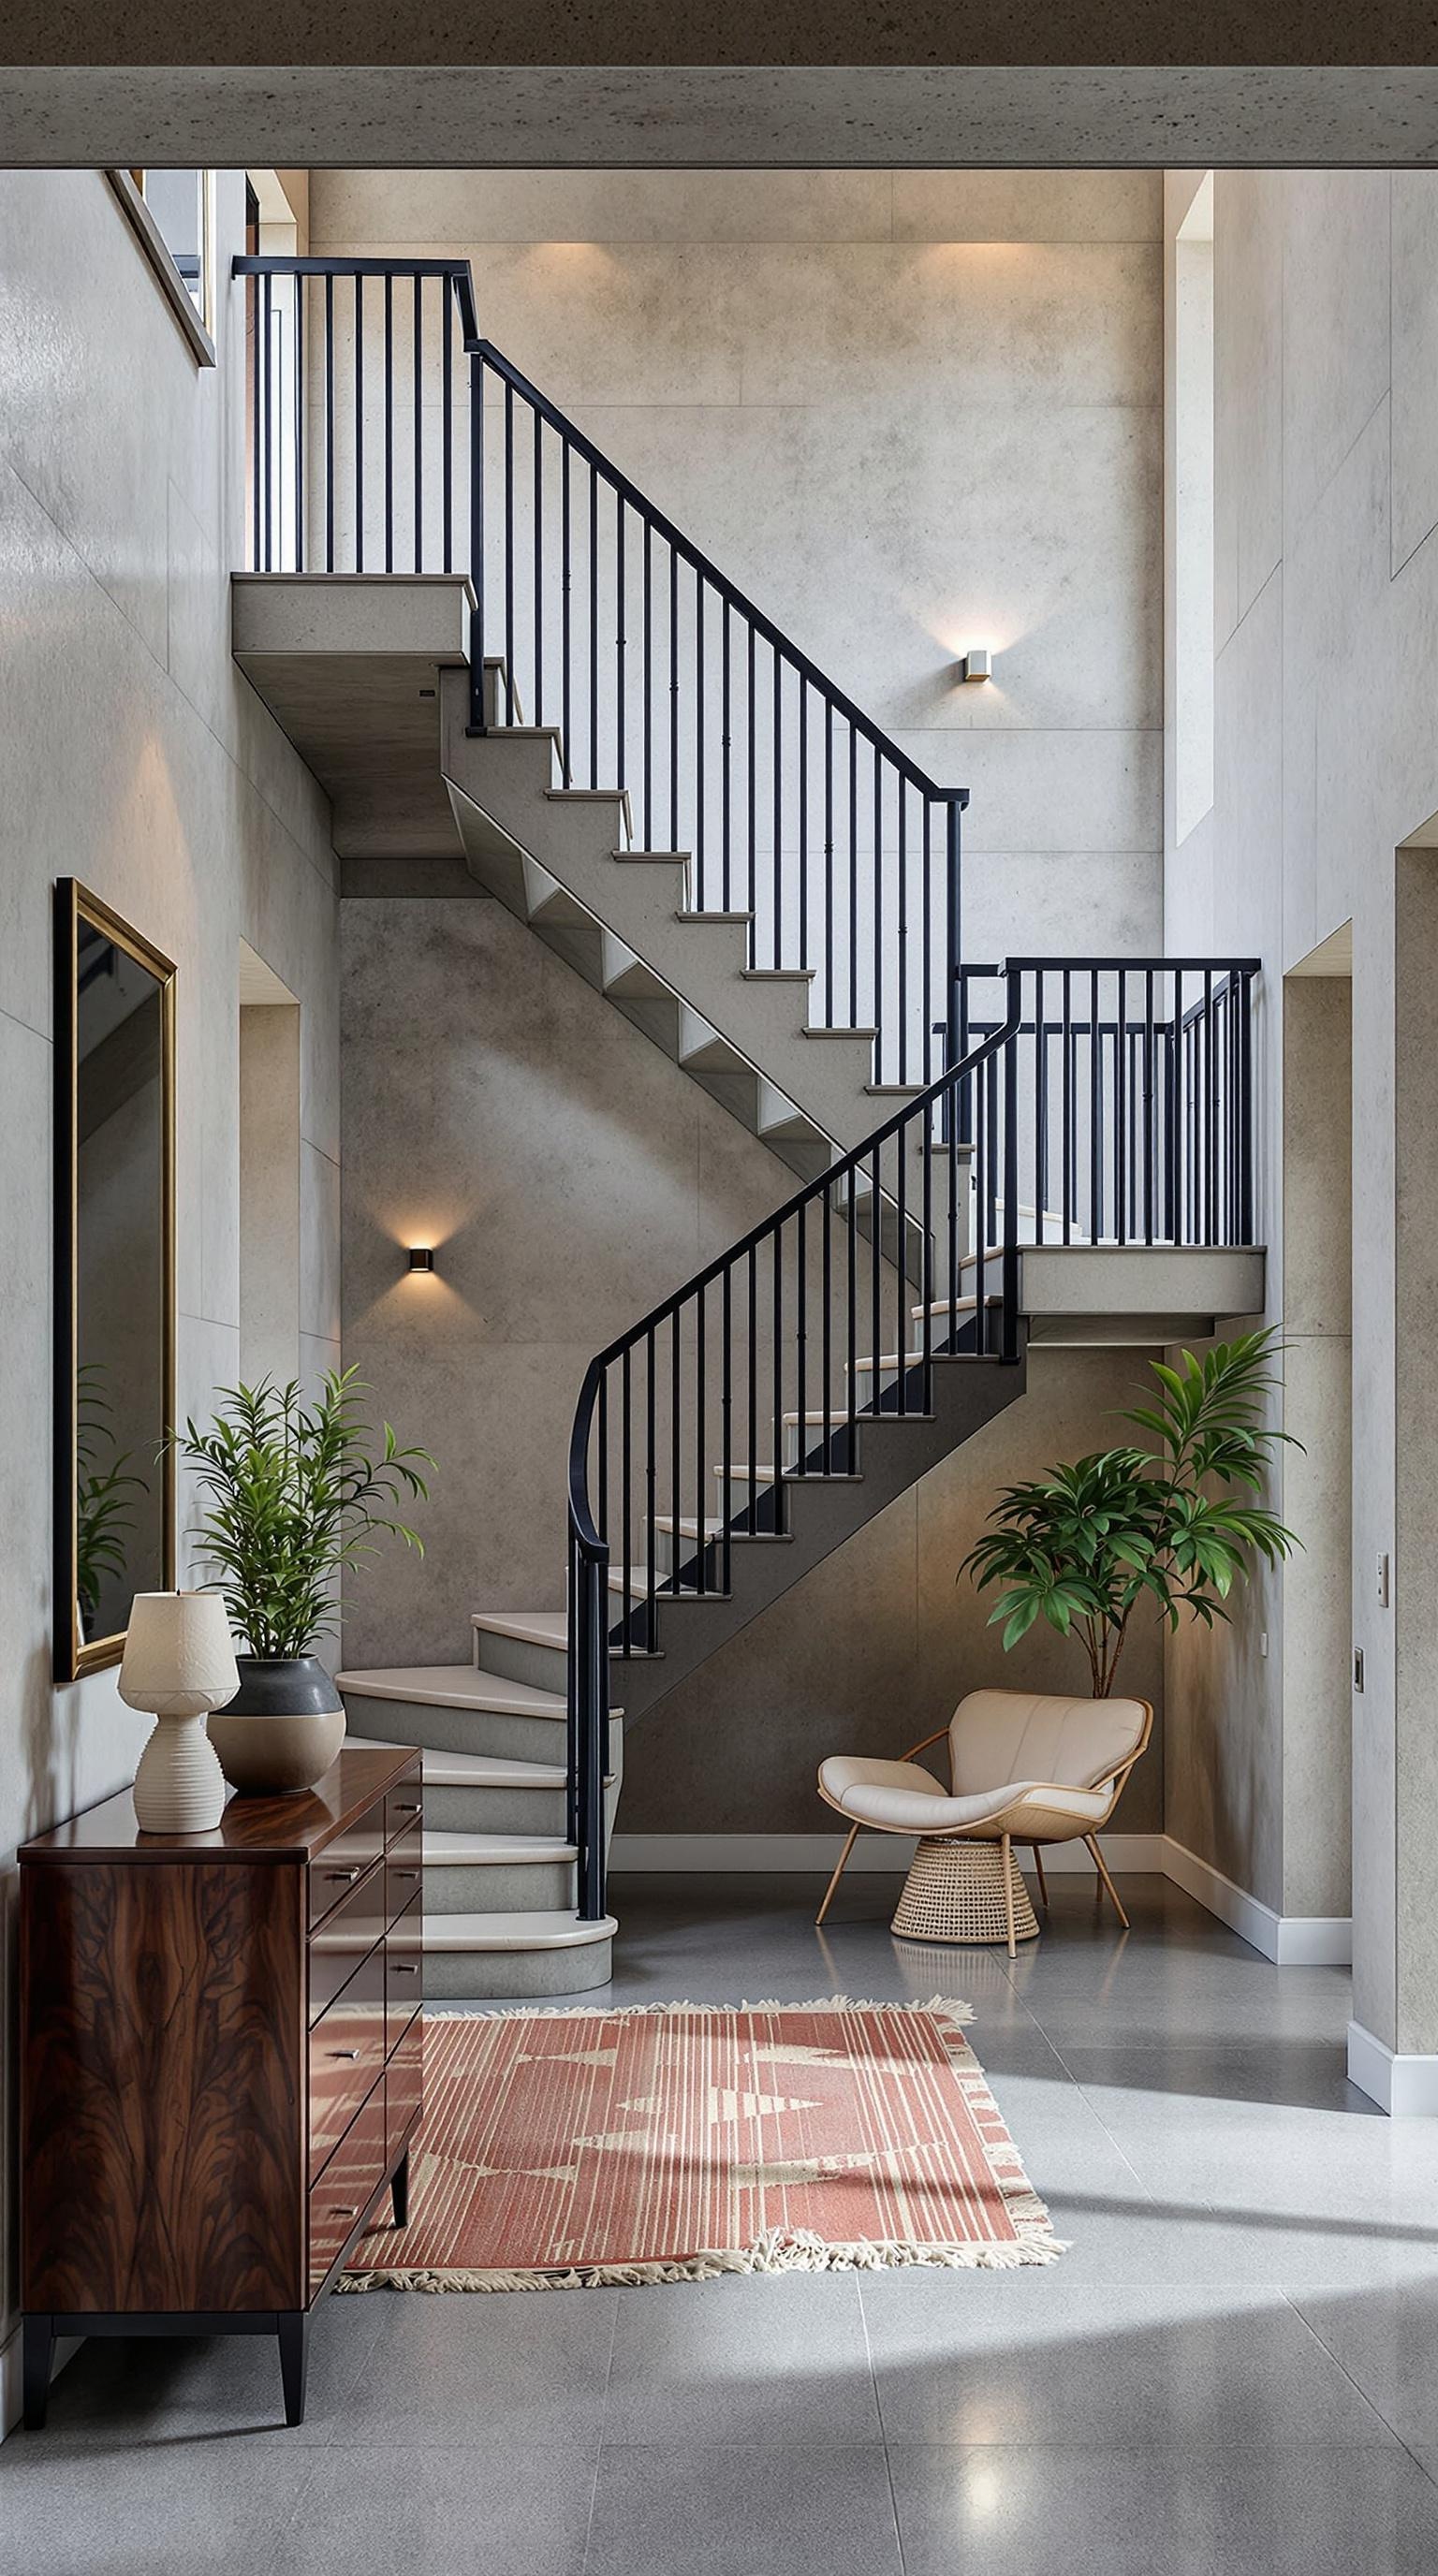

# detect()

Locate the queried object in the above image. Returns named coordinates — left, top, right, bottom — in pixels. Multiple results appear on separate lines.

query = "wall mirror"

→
left=54, top=880, right=176, bottom=1680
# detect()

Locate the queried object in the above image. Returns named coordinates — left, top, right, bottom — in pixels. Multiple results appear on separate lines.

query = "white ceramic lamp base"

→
left=133, top=1712, right=229, bottom=1834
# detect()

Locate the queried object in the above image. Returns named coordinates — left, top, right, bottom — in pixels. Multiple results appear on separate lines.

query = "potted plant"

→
left=172, top=1368, right=433, bottom=1793
left=958, top=1330, right=1299, bottom=1698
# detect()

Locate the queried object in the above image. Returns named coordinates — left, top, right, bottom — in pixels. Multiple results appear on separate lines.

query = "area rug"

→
left=339, top=1997, right=1065, bottom=2291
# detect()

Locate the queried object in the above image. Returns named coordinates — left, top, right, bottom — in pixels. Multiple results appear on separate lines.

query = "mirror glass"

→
left=61, top=888, right=174, bottom=1673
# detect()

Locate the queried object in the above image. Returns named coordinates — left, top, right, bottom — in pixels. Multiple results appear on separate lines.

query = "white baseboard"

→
left=609, top=1831, right=1168, bottom=1874
left=1346, top=2020, right=1438, bottom=2115
left=1161, top=1839, right=1353, bottom=1966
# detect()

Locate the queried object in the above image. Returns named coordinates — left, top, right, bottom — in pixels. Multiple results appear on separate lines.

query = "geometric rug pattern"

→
left=341, top=1997, right=1065, bottom=2290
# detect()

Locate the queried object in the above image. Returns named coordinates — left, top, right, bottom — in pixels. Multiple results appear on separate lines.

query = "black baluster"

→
left=921, top=798, right=933, bottom=1085
left=383, top=274, right=393, bottom=575
left=645, top=1329, right=657, bottom=1650
left=1204, top=969, right=1217, bottom=1245
left=354, top=276, right=363, bottom=575
left=669, top=1310, right=682, bottom=1595
left=616, top=494, right=625, bottom=795
left=897, top=781, right=908, bottom=1087
left=504, top=383, right=515, bottom=723
left=589, top=460, right=598, bottom=789
left=771, top=650, right=783, bottom=967
left=821, top=1178, right=833, bottom=1462
left=324, top=271, right=334, bottom=573
left=695, top=1281, right=706, bottom=1592
left=696, top=570, right=706, bottom=908
left=747, top=1246, right=758, bottom=1534
left=442, top=271, right=453, bottom=574
left=294, top=271, right=304, bottom=571
left=799, top=680, right=809, bottom=973
left=848, top=725, right=859, bottom=1030
left=722, top=600, right=732, bottom=913
left=670, top=549, right=680, bottom=854
left=747, top=623, right=757, bottom=941
left=621, top=1343, right=633, bottom=1655
left=413, top=273, right=423, bottom=571
left=772, top=1229, right=785, bottom=1527
left=1090, top=968, right=1102, bottom=1242
left=721, top=1268, right=733, bottom=1588
left=562, top=442, right=571, bottom=775
left=796, top=1199, right=807, bottom=1470
left=1034, top=968, right=1047, bottom=1244
left=642, top=519, right=652, bottom=838
left=261, top=271, right=271, bottom=569
left=534, top=408, right=543, bottom=727
left=824, top=705, right=834, bottom=1031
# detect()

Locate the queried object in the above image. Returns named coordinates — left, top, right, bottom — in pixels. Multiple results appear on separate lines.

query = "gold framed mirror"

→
left=54, top=880, right=176, bottom=1680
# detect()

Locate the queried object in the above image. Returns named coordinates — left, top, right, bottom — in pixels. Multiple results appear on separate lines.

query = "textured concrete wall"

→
left=310, top=168, right=1165, bottom=973
left=1162, top=168, right=1438, bottom=2055
left=341, top=890, right=1164, bottom=1833
left=0, top=169, right=341, bottom=2386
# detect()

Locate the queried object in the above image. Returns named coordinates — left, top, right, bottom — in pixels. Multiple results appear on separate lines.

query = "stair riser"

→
left=424, top=1940, right=612, bottom=2000
left=424, top=1782, right=570, bottom=1835
left=780, top=1423, right=861, bottom=1474
left=343, top=1693, right=569, bottom=1766
left=426, top=1858, right=577, bottom=1913
left=473, top=1631, right=569, bottom=1696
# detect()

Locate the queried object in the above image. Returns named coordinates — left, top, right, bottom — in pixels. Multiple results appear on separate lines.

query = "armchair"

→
left=815, top=1688, right=1152, bottom=1955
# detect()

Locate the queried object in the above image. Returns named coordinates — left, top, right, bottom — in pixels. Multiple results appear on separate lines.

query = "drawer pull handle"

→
left=391, top=1962, right=419, bottom=1975
left=329, top=2205, right=360, bottom=2219
left=324, top=1868, right=360, bottom=1883
left=393, top=1868, right=420, bottom=1881
left=394, top=1800, right=420, bottom=1814
left=330, top=2047, right=361, bottom=2060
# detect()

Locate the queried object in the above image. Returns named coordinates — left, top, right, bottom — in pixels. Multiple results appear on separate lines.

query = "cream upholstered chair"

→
left=815, top=1689, right=1152, bottom=1955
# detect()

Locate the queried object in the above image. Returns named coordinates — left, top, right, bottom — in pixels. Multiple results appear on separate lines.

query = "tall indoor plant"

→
left=172, top=1368, right=433, bottom=1791
left=958, top=1330, right=1299, bottom=1698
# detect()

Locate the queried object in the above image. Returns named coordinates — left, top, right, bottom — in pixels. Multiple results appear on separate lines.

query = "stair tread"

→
left=421, top=1911, right=617, bottom=1953
left=422, top=1750, right=570, bottom=1789
left=339, top=1663, right=593, bottom=1720
left=423, top=1829, right=578, bottom=1866
left=471, top=1609, right=567, bottom=1649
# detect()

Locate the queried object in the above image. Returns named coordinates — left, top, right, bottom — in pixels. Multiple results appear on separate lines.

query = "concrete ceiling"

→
left=6, top=66, right=1438, bottom=168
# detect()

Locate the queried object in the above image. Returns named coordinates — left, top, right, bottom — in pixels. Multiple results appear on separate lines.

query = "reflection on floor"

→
left=8, top=1872, right=1438, bottom=2576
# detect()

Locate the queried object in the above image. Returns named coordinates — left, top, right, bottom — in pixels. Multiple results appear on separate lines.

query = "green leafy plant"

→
left=76, top=1361, right=149, bottom=1628
left=958, top=1329, right=1300, bottom=1698
left=172, top=1369, right=434, bottom=1659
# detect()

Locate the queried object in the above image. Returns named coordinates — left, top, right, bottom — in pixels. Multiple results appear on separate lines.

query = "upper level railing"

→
left=955, top=959, right=1259, bottom=1251
left=237, top=254, right=967, bottom=1089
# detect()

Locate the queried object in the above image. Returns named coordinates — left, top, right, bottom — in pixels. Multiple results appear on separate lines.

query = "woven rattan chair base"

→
left=891, top=1836, right=1041, bottom=1946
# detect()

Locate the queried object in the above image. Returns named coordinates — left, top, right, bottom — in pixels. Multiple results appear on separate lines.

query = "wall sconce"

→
left=407, top=1246, right=435, bottom=1273
left=958, top=649, right=992, bottom=684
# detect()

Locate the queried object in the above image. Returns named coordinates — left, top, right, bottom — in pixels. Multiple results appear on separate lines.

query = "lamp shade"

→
left=119, top=1592, right=240, bottom=1720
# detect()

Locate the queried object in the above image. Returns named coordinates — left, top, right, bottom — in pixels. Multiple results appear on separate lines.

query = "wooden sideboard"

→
left=20, top=1741, right=423, bottom=2429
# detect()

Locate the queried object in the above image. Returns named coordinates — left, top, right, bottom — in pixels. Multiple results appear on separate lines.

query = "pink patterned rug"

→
left=341, top=1997, right=1064, bottom=2290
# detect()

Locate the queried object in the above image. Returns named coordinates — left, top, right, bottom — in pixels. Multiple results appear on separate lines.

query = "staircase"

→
left=238, top=252, right=1265, bottom=1997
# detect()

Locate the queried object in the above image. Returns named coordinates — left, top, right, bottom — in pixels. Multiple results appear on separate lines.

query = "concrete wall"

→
left=0, top=169, right=342, bottom=2413
left=1162, top=168, right=1438, bottom=2074
left=341, top=886, right=1165, bottom=1834
left=309, top=168, right=1165, bottom=969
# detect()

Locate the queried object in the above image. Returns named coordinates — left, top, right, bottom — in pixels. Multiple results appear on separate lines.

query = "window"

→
left=1173, top=172, right=1214, bottom=845
left=108, top=168, right=216, bottom=363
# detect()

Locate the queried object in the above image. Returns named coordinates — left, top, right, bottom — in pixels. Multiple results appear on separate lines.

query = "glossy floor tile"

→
left=10, top=1870, right=1438, bottom=2576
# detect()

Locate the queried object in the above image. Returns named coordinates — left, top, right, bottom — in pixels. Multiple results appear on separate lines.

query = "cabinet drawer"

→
left=309, top=1949, right=386, bottom=2183
left=308, top=1863, right=386, bottom=2022
left=388, top=2011, right=423, bottom=2166
left=310, top=1797, right=387, bottom=1927
left=308, top=2077, right=387, bottom=2299
left=386, top=1895, right=423, bottom=2043
left=386, top=1778, right=423, bottom=1845
left=386, top=1853, right=423, bottom=1925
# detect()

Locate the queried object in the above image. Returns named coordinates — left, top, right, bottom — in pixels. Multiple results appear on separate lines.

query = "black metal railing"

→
left=565, top=974, right=1026, bottom=1920
left=236, top=254, right=967, bottom=1089
left=954, top=959, right=1259, bottom=1251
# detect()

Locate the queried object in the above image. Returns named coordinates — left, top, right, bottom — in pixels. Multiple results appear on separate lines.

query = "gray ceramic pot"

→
left=208, top=1655, right=346, bottom=1796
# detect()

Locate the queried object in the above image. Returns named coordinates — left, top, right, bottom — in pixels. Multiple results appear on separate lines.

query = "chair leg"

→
left=1085, top=1834, right=1130, bottom=1931
left=1001, top=1833, right=1017, bottom=1959
left=1031, top=1843, right=1049, bottom=1908
left=815, top=1823, right=860, bottom=1926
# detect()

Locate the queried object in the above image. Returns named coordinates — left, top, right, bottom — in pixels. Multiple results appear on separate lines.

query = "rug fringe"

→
left=428, top=1994, right=976, bottom=2027
left=337, top=2220, right=1068, bottom=2295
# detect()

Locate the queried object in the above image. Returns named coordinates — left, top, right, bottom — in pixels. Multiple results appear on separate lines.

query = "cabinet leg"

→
left=391, top=2146, right=410, bottom=2229
left=277, top=2312, right=310, bottom=2428
left=22, top=2316, right=51, bottom=2431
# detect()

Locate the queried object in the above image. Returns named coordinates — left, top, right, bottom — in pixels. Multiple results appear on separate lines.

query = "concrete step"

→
left=470, top=1608, right=569, bottom=1697
left=422, top=1826, right=577, bottom=1914
left=339, top=1660, right=622, bottom=1764
left=422, top=1910, right=616, bottom=1999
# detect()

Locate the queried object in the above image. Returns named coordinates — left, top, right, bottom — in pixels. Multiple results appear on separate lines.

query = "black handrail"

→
left=236, top=253, right=969, bottom=1086
left=565, top=970, right=1026, bottom=1922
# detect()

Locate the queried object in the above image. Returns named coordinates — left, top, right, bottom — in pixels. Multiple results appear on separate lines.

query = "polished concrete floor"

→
left=9, top=1870, right=1438, bottom=2574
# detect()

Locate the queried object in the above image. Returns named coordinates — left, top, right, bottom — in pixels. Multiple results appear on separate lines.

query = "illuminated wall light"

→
left=407, top=1246, right=435, bottom=1273
left=958, top=648, right=992, bottom=684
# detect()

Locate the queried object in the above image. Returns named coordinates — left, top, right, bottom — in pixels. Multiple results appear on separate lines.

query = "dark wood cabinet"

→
left=20, top=1742, right=423, bottom=2429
